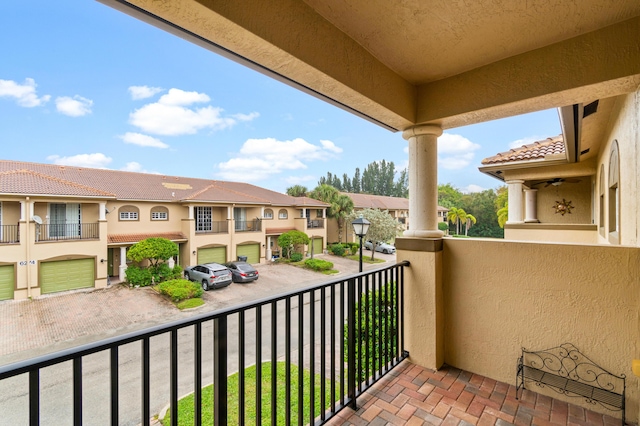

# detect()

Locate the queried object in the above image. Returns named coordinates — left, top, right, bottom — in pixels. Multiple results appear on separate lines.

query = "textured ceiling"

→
left=302, top=0, right=640, bottom=84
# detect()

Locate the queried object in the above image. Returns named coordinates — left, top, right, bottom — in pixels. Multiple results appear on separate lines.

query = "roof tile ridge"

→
left=2, top=169, right=115, bottom=196
left=187, top=182, right=271, bottom=203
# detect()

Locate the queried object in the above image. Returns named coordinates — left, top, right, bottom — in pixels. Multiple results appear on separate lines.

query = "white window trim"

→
left=151, top=211, right=168, bottom=221
left=120, top=211, right=139, bottom=221
left=278, top=209, right=288, bottom=219
left=264, top=209, right=274, bottom=219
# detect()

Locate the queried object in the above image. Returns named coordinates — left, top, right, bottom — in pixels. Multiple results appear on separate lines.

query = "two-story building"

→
left=0, top=161, right=328, bottom=300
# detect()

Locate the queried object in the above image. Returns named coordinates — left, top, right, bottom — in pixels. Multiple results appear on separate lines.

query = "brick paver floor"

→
left=326, top=360, right=624, bottom=426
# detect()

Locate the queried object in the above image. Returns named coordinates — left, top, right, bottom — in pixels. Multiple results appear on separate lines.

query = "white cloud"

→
left=120, top=162, right=159, bottom=174
left=56, top=95, right=93, bottom=117
left=128, top=85, right=163, bottom=100
left=508, top=136, right=538, bottom=149
left=320, top=140, right=343, bottom=154
left=129, top=88, right=258, bottom=136
left=217, top=137, right=341, bottom=181
left=283, top=175, right=316, bottom=185
left=437, top=133, right=481, bottom=170
left=461, top=184, right=485, bottom=193
left=0, top=78, right=50, bottom=107
left=47, top=153, right=112, bottom=168
left=119, top=132, right=169, bottom=149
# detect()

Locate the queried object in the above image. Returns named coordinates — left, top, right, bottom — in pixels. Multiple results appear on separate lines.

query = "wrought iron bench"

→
left=516, top=343, right=626, bottom=425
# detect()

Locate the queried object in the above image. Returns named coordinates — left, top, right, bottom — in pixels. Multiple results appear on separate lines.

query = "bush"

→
left=125, top=265, right=153, bottom=287
left=290, top=252, right=304, bottom=262
left=348, top=242, right=360, bottom=253
left=304, top=258, right=334, bottom=272
left=329, top=243, right=345, bottom=256
left=150, top=263, right=172, bottom=283
left=158, top=279, right=203, bottom=302
left=171, top=264, right=183, bottom=279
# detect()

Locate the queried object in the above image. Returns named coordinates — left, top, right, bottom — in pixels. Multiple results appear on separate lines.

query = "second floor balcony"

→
left=0, top=224, right=20, bottom=244
left=307, top=219, right=324, bottom=229
left=195, top=220, right=229, bottom=234
left=235, top=219, right=262, bottom=233
left=36, top=223, right=100, bottom=242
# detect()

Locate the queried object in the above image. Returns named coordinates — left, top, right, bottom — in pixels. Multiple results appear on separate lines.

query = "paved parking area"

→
left=0, top=252, right=396, bottom=366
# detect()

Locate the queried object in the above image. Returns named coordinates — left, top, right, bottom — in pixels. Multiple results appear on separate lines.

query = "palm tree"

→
left=497, top=204, right=508, bottom=228
left=309, top=184, right=338, bottom=204
left=464, top=214, right=476, bottom=236
left=331, top=194, right=354, bottom=242
left=286, top=185, right=309, bottom=197
left=447, top=207, right=461, bottom=235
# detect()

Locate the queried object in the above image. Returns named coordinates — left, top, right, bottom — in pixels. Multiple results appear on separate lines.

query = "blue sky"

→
left=0, top=0, right=561, bottom=194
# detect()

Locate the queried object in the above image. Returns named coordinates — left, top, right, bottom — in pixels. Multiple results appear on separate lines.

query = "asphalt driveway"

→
left=0, top=252, right=396, bottom=365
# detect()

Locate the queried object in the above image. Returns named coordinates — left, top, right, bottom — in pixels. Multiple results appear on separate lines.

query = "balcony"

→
left=195, top=220, right=228, bottom=234
left=307, top=219, right=324, bottom=229
left=0, top=224, right=19, bottom=244
left=35, top=223, right=99, bottom=242
left=235, top=219, right=262, bottom=233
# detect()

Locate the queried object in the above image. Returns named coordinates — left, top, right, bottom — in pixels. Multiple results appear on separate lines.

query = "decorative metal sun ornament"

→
left=553, top=199, right=574, bottom=215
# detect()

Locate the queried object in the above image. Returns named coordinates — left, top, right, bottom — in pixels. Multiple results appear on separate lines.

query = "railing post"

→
left=347, top=277, right=357, bottom=409
left=214, top=316, right=228, bottom=425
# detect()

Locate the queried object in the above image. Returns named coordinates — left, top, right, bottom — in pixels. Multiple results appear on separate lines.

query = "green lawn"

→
left=345, top=254, right=385, bottom=264
left=162, top=361, right=337, bottom=425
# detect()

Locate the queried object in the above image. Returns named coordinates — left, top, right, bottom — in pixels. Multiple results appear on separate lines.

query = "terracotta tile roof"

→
left=343, top=192, right=409, bottom=210
left=107, top=232, right=188, bottom=244
left=293, top=196, right=330, bottom=207
left=265, top=227, right=296, bottom=235
left=481, top=135, right=565, bottom=165
left=0, top=169, right=115, bottom=197
left=0, top=160, right=298, bottom=205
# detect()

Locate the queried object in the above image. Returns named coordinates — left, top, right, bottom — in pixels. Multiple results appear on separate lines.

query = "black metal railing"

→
left=36, top=223, right=99, bottom=242
left=235, top=219, right=262, bottom=232
left=195, top=220, right=228, bottom=234
left=307, top=219, right=324, bottom=229
left=0, top=261, right=409, bottom=425
left=0, top=224, right=20, bottom=244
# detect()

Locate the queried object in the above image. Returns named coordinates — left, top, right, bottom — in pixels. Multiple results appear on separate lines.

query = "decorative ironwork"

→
left=553, top=199, right=574, bottom=215
left=516, top=343, right=625, bottom=425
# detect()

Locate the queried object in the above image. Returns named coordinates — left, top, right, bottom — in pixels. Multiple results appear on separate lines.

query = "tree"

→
left=438, top=183, right=463, bottom=209
left=309, top=184, right=339, bottom=204
left=464, top=214, right=477, bottom=236
left=127, top=237, right=179, bottom=267
left=277, top=230, right=310, bottom=259
left=286, top=185, right=309, bottom=197
left=331, top=194, right=355, bottom=243
left=317, top=160, right=406, bottom=197
left=447, top=207, right=463, bottom=235
left=348, top=208, right=401, bottom=260
left=497, top=204, right=509, bottom=228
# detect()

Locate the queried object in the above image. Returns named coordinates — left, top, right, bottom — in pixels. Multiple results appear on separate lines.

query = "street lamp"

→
left=351, top=215, right=370, bottom=272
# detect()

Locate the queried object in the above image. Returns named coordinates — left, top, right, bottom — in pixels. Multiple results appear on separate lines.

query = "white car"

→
left=364, top=241, right=396, bottom=254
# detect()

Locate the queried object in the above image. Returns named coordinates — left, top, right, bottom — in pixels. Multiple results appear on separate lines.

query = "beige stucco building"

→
left=8, top=1, right=640, bottom=423
left=0, top=161, right=328, bottom=300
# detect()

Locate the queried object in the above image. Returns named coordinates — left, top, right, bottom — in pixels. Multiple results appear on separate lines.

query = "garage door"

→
left=0, top=265, right=14, bottom=301
left=236, top=243, right=260, bottom=264
left=312, top=237, right=323, bottom=255
left=198, top=247, right=226, bottom=264
left=41, top=258, right=94, bottom=294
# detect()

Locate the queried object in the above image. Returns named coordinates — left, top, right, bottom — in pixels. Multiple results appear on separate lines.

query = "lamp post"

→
left=351, top=216, right=370, bottom=272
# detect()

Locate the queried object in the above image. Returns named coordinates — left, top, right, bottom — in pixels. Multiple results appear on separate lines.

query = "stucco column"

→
left=99, top=202, right=107, bottom=221
left=266, top=236, right=272, bottom=260
left=524, top=189, right=539, bottom=223
left=188, top=205, right=194, bottom=220
left=506, top=180, right=525, bottom=224
left=119, top=246, right=127, bottom=282
left=402, top=124, right=444, bottom=238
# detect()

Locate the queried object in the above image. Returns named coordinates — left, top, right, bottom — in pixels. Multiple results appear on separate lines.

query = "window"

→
left=196, top=206, right=212, bottom=232
left=50, top=203, right=81, bottom=237
left=316, top=209, right=323, bottom=218
left=264, top=209, right=273, bottom=219
left=608, top=140, right=620, bottom=244
left=119, top=205, right=139, bottom=221
left=278, top=209, right=288, bottom=219
left=598, top=165, right=605, bottom=235
left=151, top=206, right=168, bottom=221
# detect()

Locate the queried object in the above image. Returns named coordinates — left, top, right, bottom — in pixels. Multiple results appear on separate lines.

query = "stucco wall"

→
left=536, top=179, right=592, bottom=224
left=441, top=238, right=639, bottom=421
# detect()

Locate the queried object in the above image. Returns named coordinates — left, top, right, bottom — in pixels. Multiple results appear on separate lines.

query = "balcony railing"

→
left=0, top=261, right=409, bottom=425
left=195, top=220, right=228, bottom=234
left=307, top=219, right=325, bottom=229
left=235, top=219, right=262, bottom=232
left=36, top=223, right=99, bottom=242
left=0, top=224, right=19, bottom=244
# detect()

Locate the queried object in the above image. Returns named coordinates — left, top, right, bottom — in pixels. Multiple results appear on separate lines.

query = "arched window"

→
left=278, top=209, right=288, bottom=219
left=119, top=205, right=139, bottom=221
left=264, top=209, right=274, bottom=219
left=608, top=140, right=619, bottom=244
left=151, top=206, right=169, bottom=221
left=598, top=164, right=605, bottom=235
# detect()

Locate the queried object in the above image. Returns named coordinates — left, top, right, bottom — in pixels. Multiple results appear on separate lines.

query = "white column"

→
left=119, top=246, right=127, bottom=282
left=227, top=206, right=232, bottom=220
left=506, top=180, right=525, bottom=224
left=99, top=202, right=106, bottom=221
left=261, top=206, right=265, bottom=218
left=524, top=189, right=539, bottom=223
left=20, top=200, right=27, bottom=221
left=188, top=205, right=194, bottom=220
left=266, top=236, right=272, bottom=260
left=402, top=124, right=443, bottom=238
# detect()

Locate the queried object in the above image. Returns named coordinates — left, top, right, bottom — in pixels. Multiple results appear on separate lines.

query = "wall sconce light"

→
left=192, top=250, right=196, bottom=255
left=100, top=259, right=106, bottom=263
left=262, top=244, right=266, bottom=248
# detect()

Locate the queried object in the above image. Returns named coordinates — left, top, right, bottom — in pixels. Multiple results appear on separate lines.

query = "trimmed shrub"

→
left=329, top=243, right=345, bottom=257
left=290, top=252, right=304, bottom=262
left=304, top=258, right=334, bottom=272
left=151, top=263, right=172, bottom=283
left=158, top=279, right=203, bottom=302
left=125, top=265, right=153, bottom=287
left=348, top=242, right=360, bottom=253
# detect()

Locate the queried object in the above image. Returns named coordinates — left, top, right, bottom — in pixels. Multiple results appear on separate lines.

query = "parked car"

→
left=224, top=261, right=259, bottom=283
left=183, top=263, right=233, bottom=291
left=364, top=241, right=396, bottom=254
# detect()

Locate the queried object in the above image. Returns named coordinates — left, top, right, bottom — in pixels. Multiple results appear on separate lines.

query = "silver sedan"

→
left=183, top=263, right=233, bottom=291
